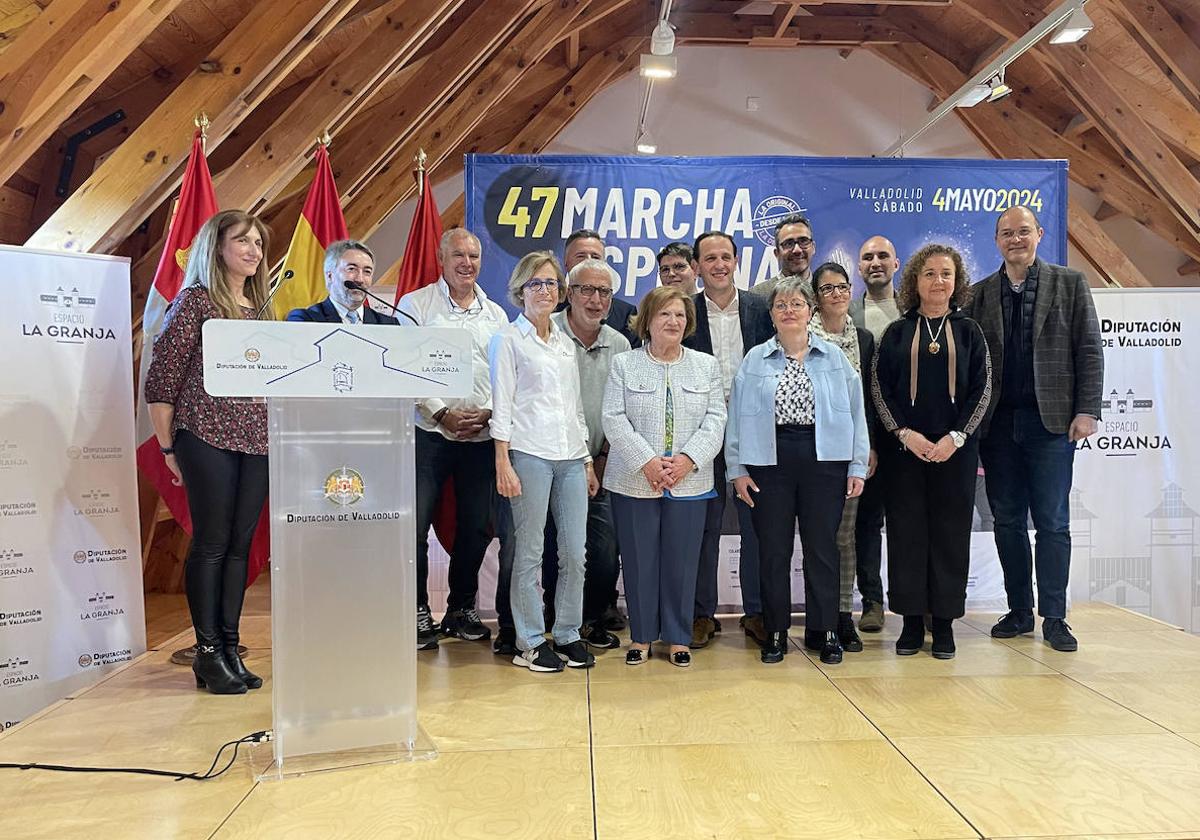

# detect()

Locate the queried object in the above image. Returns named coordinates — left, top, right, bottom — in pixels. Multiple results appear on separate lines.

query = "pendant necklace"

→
left=923, top=313, right=948, bottom=355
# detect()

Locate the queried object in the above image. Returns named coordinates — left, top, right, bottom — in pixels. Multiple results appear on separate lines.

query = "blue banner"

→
left=465, top=154, right=1068, bottom=315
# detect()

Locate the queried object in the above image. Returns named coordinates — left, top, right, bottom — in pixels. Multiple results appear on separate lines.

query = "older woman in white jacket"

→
left=602, top=286, right=727, bottom=667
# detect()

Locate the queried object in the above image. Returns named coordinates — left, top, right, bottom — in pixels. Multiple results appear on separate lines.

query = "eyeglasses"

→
left=569, top=284, right=612, bottom=299
left=523, top=279, right=559, bottom=293
left=817, top=283, right=851, bottom=298
left=658, top=262, right=690, bottom=276
left=777, top=237, right=814, bottom=251
left=997, top=227, right=1037, bottom=241
left=772, top=300, right=810, bottom=313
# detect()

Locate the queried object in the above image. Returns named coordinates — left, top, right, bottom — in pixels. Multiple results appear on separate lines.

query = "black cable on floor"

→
left=0, top=730, right=271, bottom=782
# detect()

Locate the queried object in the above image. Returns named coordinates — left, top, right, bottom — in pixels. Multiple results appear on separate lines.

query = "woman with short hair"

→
left=602, top=286, right=726, bottom=667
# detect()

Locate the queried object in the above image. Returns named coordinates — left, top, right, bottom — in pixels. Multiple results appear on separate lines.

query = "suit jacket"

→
left=605, top=297, right=638, bottom=346
left=964, top=258, right=1103, bottom=435
left=847, top=295, right=867, bottom=331
left=286, top=297, right=401, bottom=326
left=683, top=290, right=774, bottom=356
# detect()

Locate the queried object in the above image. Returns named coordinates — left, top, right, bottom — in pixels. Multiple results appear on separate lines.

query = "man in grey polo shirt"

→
left=542, top=258, right=631, bottom=648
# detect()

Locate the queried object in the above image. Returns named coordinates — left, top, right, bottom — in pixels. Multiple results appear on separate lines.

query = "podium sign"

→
left=202, top=321, right=471, bottom=779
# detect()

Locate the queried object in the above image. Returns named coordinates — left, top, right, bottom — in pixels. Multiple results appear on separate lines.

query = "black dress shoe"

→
left=224, top=646, right=263, bottom=689
left=819, top=631, right=843, bottom=665
left=670, top=650, right=691, bottom=668
left=837, top=612, right=863, bottom=653
left=582, top=622, right=621, bottom=649
left=930, top=617, right=956, bottom=660
left=895, top=615, right=925, bottom=656
left=761, top=631, right=787, bottom=664
left=492, top=627, right=518, bottom=656
left=991, top=610, right=1035, bottom=638
left=193, top=645, right=247, bottom=695
left=803, top=629, right=824, bottom=651
left=625, top=644, right=651, bottom=665
left=1042, top=618, right=1078, bottom=652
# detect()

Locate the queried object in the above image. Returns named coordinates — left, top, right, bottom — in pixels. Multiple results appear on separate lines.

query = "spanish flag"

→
left=271, top=143, right=348, bottom=319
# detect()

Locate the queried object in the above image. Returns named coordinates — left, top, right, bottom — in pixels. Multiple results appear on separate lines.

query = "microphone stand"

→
left=344, top=281, right=420, bottom=325
left=254, top=269, right=295, bottom=319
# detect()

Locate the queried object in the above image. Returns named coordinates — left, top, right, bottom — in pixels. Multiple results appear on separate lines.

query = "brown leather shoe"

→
left=739, top=613, right=767, bottom=647
left=690, top=615, right=716, bottom=649
left=859, top=600, right=885, bottom=633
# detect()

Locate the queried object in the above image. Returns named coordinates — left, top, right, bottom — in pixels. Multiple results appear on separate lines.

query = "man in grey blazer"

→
left=684, top=231, right=775, bottom=648
left=965, top=206, right=1103, bottom=652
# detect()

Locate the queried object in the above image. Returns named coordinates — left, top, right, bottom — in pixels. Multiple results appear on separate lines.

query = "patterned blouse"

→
left=774, top=356, right=816, bottom=425
left=143, top=286, right=268, bottom=456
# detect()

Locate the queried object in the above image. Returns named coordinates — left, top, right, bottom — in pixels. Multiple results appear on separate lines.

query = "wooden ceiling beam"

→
left=341, top=0, right=639, bottom=239
left=0, top=0, right=185, bottom=187
left=674, top=13, right=913, bottom=45
left=214, top=0, right=465, bottom=213
left=1107, top=0, right=1200, bottom=110
left=27, top=0, right=360, bottom=254
left=1094, top=201, right=1122, bottom=221
left=1086, top=48, right=1200, bottom=161
left=1178, top=257, right=1200, bottom=276
left=1067, top=201, right=1154, bottom=287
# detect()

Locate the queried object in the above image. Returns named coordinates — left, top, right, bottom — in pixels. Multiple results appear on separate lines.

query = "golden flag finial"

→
left=317, top=130, right=332, bottom=147
left=415, top=148, right=428, bottom=195
left=195, top=112, right=210, bottom=152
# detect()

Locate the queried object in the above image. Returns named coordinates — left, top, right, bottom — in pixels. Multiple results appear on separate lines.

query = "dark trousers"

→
left=493, top=494, right=516, bottom=631
left=882, top=440, right=977, bottom=618
left=611, top=493, right=707, bottom=646
left=854, top=462, right=886, bottom=605
left=695, top=449, right=762, bottom=618
left=979, top=408, right=1075, bottom=618
left=541, top=490, right=620, bottom=626
left=414, top=429, right=495, bottom=611
left=748, top=426, right=847, bottom=634
left=173, top=430, right=269, bottom=649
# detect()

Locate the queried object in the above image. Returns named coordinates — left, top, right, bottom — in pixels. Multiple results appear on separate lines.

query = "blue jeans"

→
left=508, top=451, right=588, bottom=651
left=979, top=407, right=1076, bottom=619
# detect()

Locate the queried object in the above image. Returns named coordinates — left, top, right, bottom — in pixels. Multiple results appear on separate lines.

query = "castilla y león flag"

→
left=271, top=143, right=348, bottom=320
left=135, top=129, right=217, bottom=541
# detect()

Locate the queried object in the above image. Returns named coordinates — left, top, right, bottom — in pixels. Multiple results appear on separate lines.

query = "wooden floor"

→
left=5, top=587, right=1200, bottom=840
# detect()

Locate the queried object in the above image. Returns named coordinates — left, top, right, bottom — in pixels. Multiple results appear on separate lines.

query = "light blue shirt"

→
left=725, top=334, right=870, bottom=481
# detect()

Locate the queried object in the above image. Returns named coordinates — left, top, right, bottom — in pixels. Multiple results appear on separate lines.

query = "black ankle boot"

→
left=193, top=645, right=247, bottom=694
left=761, top=631, right=787, bottom=664
left=895, top=615, right=925, bottom=656
left=820, top=630, right=843, bottom=664
left=837, top=612, right=863, bottom=652
left=931, top=617, right=956, bottom=660
left=224, top=646, right=263, bottom=689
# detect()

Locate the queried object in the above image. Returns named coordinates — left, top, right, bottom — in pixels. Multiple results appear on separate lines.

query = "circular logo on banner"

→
left=323, top=467, right=365, bottom=507
left=78, top=654, right=93, bottom=668
left=483, top=166, right=569, bottom=259
left=66, top=446, right=82, bottom=460
left=73, top=550, right=87, bottom=564
left=244, top=347, right=261, bottom=363
left=752, top=195, right=804, bottom=246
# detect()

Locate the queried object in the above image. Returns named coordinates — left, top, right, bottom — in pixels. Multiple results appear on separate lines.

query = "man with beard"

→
left=751, top=214, right=816, bottom=300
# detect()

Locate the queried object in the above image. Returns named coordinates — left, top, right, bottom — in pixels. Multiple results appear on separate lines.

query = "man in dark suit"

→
left=965, top=206, right=1103, bottom=652
left=559, top=229, right=637, bottom=345
left=683, top=230, right=775, bottom=648
left=286, top=239, right=400, bottom=326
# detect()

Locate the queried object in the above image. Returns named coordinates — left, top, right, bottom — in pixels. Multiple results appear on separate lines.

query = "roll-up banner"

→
left=0, top=246, right=146, bottom=730
left=465, top=154, right=1068, bottom=313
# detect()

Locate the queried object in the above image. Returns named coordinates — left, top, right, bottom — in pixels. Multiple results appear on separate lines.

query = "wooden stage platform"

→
left=5, top=584, right=1200, bottom=840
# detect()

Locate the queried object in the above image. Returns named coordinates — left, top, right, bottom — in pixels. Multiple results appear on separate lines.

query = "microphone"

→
left=344, top=280, right=419, bottom=325
left=254, top=269, right=294, bottom=319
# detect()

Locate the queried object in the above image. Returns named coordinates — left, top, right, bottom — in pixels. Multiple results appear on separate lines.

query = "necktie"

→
left=346, top=310, right=360, bottom=324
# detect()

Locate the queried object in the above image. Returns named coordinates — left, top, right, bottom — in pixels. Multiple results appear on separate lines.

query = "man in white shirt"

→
left=750, top=214, right=816, bottom=300
left=849, top=234, right=901, bottom=634
left=398, top=228, right=509, bottom=651
left=683, top=231, right=774, bottom=649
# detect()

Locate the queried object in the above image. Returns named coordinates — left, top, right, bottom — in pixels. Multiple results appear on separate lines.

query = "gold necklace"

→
left=922, top=313, right=948, bottom=355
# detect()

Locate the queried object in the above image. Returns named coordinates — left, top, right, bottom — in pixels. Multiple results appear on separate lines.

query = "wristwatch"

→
left=949, top=431, right=966, bottom=448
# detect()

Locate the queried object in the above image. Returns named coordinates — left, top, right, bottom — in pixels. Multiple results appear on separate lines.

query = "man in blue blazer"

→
left=286, top=239, right=400, bottom=326
left=683, top=231, right=775, bottom=649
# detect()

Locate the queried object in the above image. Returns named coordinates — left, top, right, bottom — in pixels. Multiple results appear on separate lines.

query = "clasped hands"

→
left=642, top=453, right=695, bottom=493
left=901, top=430, right=957, bottom=463
left=439, top=408, right=491, bottom=440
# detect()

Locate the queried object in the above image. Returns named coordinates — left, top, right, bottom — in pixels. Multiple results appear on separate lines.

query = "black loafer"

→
left=625, top=645, right=651, bottom=665
left=1042, top=618, right=1078, bottom=652
left=819, top=631, right=843, bottom=665
left=670, top=650, right=691, bottom=668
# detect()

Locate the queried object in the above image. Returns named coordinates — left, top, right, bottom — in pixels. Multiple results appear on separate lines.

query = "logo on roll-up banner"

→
left=0, top=656, right=38, bottom=687
left=80, top=591, right=124, bottom=622
left=71, top=487, right=119, bottom=518
left=0, top=500, right=37, bottom=519
left=0, top=607, right=43, bottom=629
left=71, top=547, right=129, bottom=565
left=0, top=439, right=29, bottom=471
left=77, top=649, right=132, bottom=669
left=1081, top=385, right=1171, bottom=458
left=0, top=547, right=33, bottom=582
left=324, top=467, right=365, bottom=507
left=65, top=445, right=124, bottom=462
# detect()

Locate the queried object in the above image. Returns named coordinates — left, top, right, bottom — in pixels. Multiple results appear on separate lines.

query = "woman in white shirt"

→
left=489, top=251, right=597, bottom=673
left=601, top=286, right=726, bottom=667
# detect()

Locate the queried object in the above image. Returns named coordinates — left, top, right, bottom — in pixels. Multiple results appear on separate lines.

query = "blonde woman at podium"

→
left=145, top=210, right=273, bottom=695
left=489, top=251, right=597, bottom=673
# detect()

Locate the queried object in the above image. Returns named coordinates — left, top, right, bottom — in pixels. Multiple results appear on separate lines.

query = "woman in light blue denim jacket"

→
left=725, top=278, right=869, bottom=665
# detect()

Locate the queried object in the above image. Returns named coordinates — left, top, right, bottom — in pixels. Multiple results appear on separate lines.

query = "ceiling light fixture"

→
left=1049, top=7, right=1094, bottom=44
